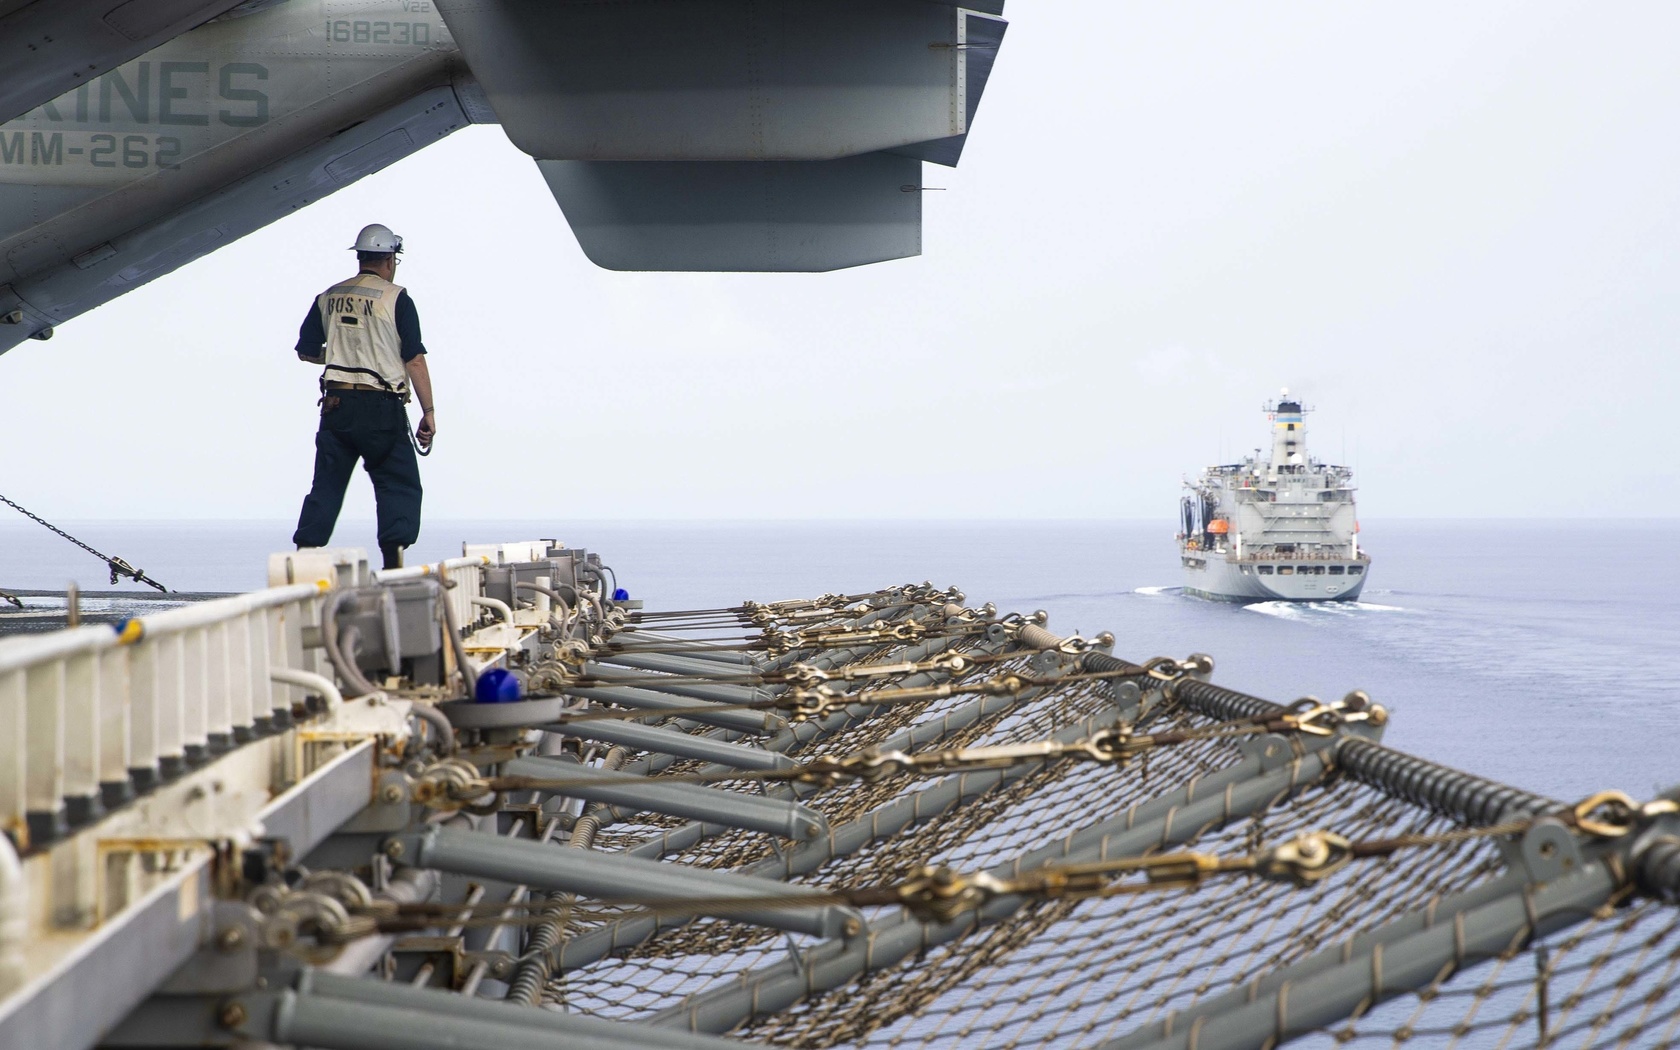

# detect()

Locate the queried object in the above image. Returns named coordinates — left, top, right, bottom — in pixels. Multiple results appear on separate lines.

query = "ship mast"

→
left=1266, top=387, right=1309, bottom=478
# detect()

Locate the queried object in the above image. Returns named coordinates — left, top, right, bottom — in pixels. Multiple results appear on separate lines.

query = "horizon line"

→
left=2, top=515, right=1676, bottom=525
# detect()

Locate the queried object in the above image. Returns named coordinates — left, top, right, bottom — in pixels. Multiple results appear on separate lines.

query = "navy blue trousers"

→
left=292, top=390, right=422, bottom=550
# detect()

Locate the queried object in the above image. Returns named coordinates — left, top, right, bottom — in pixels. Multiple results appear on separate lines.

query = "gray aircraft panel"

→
left=890, top=10, right=1007, bottom=167
left=0, top=0, right=249, bottom=125
left=0, top=0, right=1008, bottom=352
left=0, top=0, right=469, bottom=350
left=434, top=0, right=967, bottom=162
left=540, top=153, right=922, bottom=272
left=0, top=86, right=475, bottom=350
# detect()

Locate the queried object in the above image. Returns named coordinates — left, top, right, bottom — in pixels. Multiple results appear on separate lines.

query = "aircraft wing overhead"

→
left=0, top=0, right=1009, bottom=354
left=434, top=0, right=972, bottom=162
left=541, top=154, right=923, bottom=273
left=434, top=0, right=1008, bottom=271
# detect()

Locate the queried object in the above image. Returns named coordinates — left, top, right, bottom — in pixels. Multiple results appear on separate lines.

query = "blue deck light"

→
left=475, top=667, right=522, bottom=703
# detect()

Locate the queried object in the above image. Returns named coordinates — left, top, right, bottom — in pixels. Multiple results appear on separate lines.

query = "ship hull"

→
left=1180, top=553, right=1367, bottom=603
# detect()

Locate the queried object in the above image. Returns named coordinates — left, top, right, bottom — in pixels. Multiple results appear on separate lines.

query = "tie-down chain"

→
left=419, top=679, right=1386, bottom=807
left=868, top=791, right=1680, bottom=924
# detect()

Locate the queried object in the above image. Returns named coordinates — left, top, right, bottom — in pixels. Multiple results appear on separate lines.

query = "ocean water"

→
left=0, top=518, right=1674, bottom=803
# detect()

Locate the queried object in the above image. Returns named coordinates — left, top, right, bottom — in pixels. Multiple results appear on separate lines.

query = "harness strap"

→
left=323, top=364, right=399, bottom=391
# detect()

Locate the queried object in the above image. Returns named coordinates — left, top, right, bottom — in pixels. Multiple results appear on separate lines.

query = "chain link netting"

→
left=1286, top=902, right=1679, bottom=1049
left=530, top=593, right=1676, bottom=1050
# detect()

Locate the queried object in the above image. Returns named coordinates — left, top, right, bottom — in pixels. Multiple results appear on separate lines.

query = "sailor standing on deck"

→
left=291, top=223, right=435, bottom=570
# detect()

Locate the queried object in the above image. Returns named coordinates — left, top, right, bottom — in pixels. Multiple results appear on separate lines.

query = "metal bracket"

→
left=1513, top=817, right=1584, bottom=884
left=1105, top=680, right=1142, bottom=707
left=335, top=769, right=416, bottom=833
left=1027, top=649, right=1071, bottom=677
left=1237, top=732, right=1297, bottom=772
left=157, top=901, right=262, bottom=994
left=390, top=935, right=465, bottom=988
left=462, top=949, right=515, bottom=982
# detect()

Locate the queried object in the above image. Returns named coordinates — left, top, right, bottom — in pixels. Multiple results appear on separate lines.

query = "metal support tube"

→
left=539, top=720, right=795, bottom=772
left=1018, top=742, right=1334, bottom=874
left=608, top=636, right=758, bottom=665
left=391, top=825, right=861, bottom=939
left=645, top=741, right=1336, bottom=1032
left=502, top=756, right=827, bottom=840
left=256, top=985, right=743, bottom=1050
left=1630, top=784, right=1680, bottom=901
left=600, top=628, right=998, bottom=798
left=582, top=663, right=772, bottom=706
left=593, top=651, right=769, bottom=682
left=562, top=684, right=783, bottom=736
left=506, top=749, right=616, bottom=1006
left=373, top=556, right=489, bottom=583
left=409, top=703, right=455, bottom=756
left=287, top=971, right=744, bottom=1048
left=583, top=623, right=964, bottom=766
left=551, top=632, right=1019, bottom=968
left=270, top=667, right=343, bottom=712
left=470, top=596, right=514, bottom=624
left=556, top=684, right=1148, bottom=971
left=1636, top=832, right=1680, bottom=901
left=757, top=686, right=1149, bottom=880
left=1099, top=867, right=1535, bottom=1050
left=1102, top=859, right=1624, bottom=1050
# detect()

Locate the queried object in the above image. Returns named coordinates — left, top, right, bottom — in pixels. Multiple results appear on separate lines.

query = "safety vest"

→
left=317, top=272, right=408, bottom=396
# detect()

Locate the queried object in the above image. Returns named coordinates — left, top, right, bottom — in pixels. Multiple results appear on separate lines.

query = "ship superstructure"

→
left=1179, top=390, right=1370, bottom=601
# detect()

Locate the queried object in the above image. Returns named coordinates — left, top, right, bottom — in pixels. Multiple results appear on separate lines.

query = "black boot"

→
left=380, top=543, right=404, bottom=570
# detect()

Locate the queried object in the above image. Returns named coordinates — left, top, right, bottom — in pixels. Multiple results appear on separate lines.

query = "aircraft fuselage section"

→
left=0, top=1, right=473, bottom=352
left=1, top=4, right=456, bottom=190
left=0, top=0, right=1009, bottom=350
left=1, top=61, right=274, bottom=185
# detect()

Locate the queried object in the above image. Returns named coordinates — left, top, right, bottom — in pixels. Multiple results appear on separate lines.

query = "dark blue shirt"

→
left=295, top=281, right=427, bottom=361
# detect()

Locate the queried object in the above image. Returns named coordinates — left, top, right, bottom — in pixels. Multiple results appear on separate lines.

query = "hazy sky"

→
left=2, top=1, right=1677, bottom=522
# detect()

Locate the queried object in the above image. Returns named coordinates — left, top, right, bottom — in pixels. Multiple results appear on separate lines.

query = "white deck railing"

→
left=0, top=553, right=497, bottom=850
left=0, top=582, right=331, bottom=848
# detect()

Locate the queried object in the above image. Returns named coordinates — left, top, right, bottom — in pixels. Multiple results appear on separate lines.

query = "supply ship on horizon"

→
left=1179, top=390, right=1370, bottom=602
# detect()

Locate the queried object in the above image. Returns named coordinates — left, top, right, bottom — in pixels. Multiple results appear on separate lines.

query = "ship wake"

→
left=1245, top=599, right=1407, bottom=619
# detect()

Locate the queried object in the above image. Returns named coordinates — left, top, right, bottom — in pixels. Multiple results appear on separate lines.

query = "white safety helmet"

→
left=350, top=223, right=403, bottom=254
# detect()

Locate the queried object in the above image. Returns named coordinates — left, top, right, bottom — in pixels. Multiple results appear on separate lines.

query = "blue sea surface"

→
left=0, top=518, right=1674, bottom=802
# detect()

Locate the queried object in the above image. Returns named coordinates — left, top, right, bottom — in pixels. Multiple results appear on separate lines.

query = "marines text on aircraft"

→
left=0, top=0, right=1009, bottom=355
left=1178, top=390, right=1370, bottom=602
